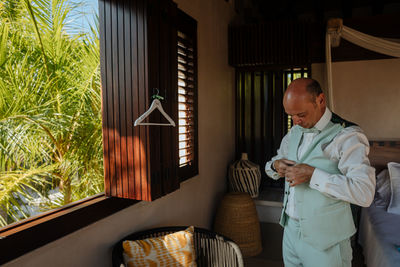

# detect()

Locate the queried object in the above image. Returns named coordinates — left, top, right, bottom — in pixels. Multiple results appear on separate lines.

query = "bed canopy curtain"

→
left=325, top=18, right=400, bottom=111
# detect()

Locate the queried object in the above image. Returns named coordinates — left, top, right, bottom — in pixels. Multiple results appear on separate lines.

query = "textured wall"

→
left=312, top=58, right=400, bottom=140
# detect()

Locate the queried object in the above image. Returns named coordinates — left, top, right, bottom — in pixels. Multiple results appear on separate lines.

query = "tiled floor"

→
left=244, top=221, right=366, bottom=267
left=244, top=222, right=284, bottom=267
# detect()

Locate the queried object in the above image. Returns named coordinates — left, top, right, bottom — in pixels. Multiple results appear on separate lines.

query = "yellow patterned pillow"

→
left=122, top=226, right=197, bottom=267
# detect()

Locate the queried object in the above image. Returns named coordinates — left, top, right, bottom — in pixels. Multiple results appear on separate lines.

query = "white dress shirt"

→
left=265, top=108, right=376, bottom=219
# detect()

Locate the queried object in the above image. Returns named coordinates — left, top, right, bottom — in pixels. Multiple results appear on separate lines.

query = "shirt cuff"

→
left=265, top=161, right=281, bottom=180
left=309, top=168, right=330, bottom=192
left=271, top=161, right=277, bottom=172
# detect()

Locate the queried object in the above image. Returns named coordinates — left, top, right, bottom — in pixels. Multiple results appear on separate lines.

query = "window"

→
left=235, top=67, right=309, bottom=188
left=0, top=1, right=198, bottom=264
left=177, top=10, right=198, bottom=181
left=0, top=0, right=101, bottom=228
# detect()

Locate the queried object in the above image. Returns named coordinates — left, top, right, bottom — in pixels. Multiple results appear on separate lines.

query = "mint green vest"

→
left=279, top=121, right=356, bottom=250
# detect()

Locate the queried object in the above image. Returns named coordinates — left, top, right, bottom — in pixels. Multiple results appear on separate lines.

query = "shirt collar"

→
left=314, top=107, right=332, bottom=131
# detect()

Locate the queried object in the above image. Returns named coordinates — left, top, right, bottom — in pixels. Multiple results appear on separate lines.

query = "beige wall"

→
left=4, top=1, right=236, bottom=266
left=312, top=58, right=400, bottom=140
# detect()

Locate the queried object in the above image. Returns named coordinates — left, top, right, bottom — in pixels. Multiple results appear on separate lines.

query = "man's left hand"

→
left=285, top=164, right=315, bottom=187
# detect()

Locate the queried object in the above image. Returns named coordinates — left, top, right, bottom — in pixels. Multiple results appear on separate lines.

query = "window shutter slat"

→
left=176, top=10, right=198, bottom=179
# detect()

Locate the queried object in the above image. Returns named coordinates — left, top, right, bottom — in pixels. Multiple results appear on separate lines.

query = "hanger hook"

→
left=152, top=88, right=164, bottom=100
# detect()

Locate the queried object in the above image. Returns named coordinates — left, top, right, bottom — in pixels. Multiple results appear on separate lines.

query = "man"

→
left=265, top=78, right=375, bottom=267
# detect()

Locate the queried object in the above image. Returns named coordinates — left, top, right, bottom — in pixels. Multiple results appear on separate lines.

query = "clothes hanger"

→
left=134, top=89, right=176, bottom=127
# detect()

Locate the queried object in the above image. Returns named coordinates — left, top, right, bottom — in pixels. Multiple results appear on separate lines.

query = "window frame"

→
left=0, top=194, right=137, bottom=265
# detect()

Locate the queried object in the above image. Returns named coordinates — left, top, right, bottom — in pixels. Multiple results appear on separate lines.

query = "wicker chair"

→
left=112, top=226, right=244, bottom=267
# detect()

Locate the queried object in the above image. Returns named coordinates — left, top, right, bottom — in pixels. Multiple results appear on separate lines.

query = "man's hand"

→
left=273, top=159, right=296, bottom=178
left=285, top=164, right=315, bottom=187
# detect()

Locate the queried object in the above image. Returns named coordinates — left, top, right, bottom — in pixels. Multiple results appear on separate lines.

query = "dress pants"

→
left=282, top=217, right=352, bottom=267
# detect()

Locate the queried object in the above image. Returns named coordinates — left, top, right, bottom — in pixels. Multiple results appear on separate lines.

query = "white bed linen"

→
left=358, top=203, right=400, bottom=267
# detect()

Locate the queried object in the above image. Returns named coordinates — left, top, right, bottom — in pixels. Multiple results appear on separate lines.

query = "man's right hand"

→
left=273, top=159, right=297, bottom=177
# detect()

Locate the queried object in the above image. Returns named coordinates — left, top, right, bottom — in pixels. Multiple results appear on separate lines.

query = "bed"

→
left=358, top=140, right=400, bottom=267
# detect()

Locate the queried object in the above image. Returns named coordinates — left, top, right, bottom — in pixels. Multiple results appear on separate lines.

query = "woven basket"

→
left=214, top=192, right=262, bottom=257
left=229, top=153, right=261, bottom=198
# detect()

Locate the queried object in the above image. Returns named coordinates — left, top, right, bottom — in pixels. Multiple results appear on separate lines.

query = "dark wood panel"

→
left=229, top=21, right=311, bottom=67
left=147, top=0, right=162, bottom=199
left=137, top=0, right=150, bottom=201
left=250, top=71, right=255, bottom=157
left=148, top=0, right=179, bottom=198
left=111, top=0, right=122, bottom=198
left=117, top=0, right=128, bottom=198
left=99, top=0, right=110, bottom=196
left=124, top=0, right=134, bottom=199
left=273, top=70, right=284, bottom=151
left=244, top=72, right=251, bottom=154
left=130, top=0, right=139, bottom=200
left=104, top=0, right=115, bottom=196
left=253, top=72, right=262, bottom=163
left=101, top=0, right=152, bottom=200
left=230, top=14, right=400, bottom=66
left=265, top=72, right=273, bottom=162
left=166, top=2, right=179, bottom=193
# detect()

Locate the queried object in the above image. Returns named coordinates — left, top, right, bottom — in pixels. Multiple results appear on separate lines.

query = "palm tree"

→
left=0, top=0, right=103, bottom=227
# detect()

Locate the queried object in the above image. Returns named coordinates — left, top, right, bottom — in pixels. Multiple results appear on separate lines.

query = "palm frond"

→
left=0, top=0, right=103, bottom=226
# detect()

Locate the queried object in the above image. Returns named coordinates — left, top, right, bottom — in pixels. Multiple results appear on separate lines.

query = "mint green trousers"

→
left=282, top=217, right=352, bottom=267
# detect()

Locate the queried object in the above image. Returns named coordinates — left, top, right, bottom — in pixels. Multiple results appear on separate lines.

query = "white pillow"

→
left=374, top=169, right=391, bottom=208
left=387, top=162, right=400, bottom=215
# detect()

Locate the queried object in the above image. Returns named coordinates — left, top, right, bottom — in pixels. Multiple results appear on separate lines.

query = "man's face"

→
left=283, top=94, right=324, bottom=129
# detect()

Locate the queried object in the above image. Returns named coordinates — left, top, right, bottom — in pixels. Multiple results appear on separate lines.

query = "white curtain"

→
left=326, top=24, right=400, bottom=111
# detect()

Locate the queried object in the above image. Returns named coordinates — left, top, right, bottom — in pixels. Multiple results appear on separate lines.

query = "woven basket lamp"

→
left=229, top=153, right=261, bottom=198
left=214, top=192, right=262, bottom=257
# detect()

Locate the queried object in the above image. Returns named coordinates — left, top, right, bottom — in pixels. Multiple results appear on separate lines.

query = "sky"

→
left=70, top=0, right=99, bottom=35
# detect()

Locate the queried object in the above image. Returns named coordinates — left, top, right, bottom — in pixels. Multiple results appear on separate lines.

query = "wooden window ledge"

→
left=0, top=194, right=137, bottom=265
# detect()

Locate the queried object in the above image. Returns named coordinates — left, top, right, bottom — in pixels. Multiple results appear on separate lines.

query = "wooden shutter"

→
left=228, top=22, right=311, bottom=67
left=100, top=0, right=179, bottom=201
left=147, top=0, right=180, bottom=199
left=176, top=10, right=198, bottom=181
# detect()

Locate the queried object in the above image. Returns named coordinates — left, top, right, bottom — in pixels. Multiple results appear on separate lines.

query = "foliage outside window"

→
left=0, top=0, right=102, bottom=227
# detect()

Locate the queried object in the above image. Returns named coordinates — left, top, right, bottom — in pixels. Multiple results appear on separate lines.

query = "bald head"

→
left=285, top=78, right=323, bottom=104
left=283, top=78, right=326, bottom=129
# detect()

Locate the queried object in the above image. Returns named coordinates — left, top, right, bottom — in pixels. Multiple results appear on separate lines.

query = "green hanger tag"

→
left=152, top=94, right=164, bottom=100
